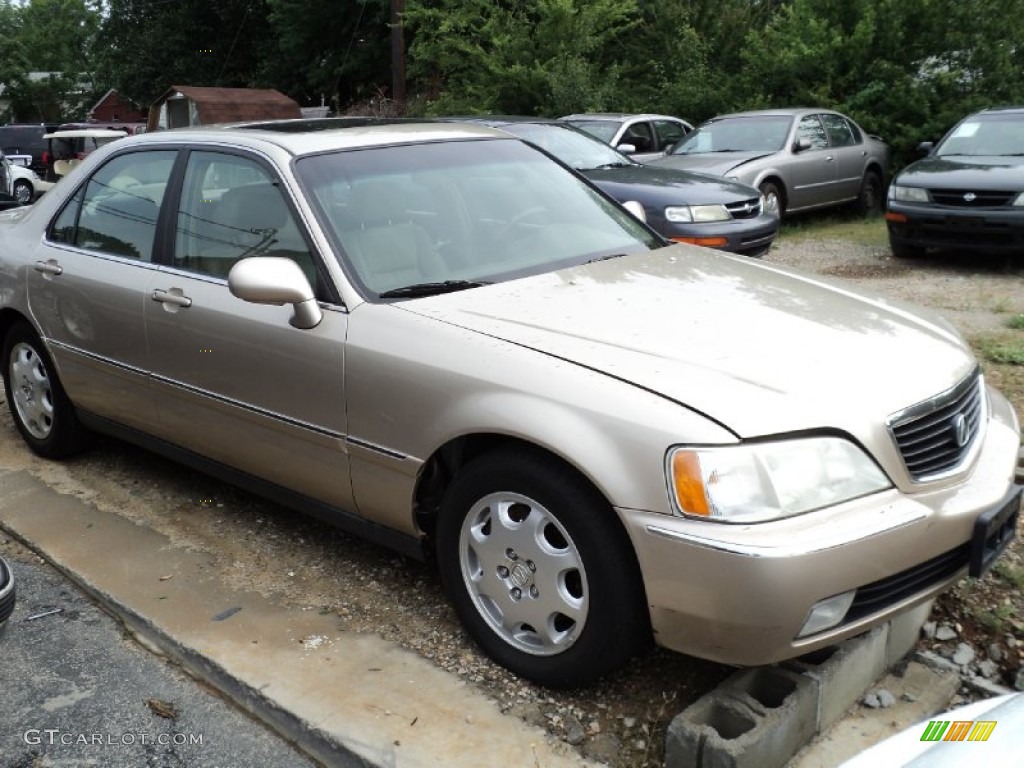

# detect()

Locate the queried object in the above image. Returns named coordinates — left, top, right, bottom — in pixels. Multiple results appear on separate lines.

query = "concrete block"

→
left=885, top=599, right=934, bottom=667
left=665, top=667, right=818, bottom=768
left=785, top=625, right=889, bottom=730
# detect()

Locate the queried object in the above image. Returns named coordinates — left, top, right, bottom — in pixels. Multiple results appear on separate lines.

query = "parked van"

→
left=0, top=123, right=59, bottom=175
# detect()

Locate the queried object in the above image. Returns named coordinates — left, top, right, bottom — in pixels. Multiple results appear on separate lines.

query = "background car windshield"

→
left=563, top=119, right=619, bottom=143
left=505, top=124, right=627, bottom=170
left=937, top=114, right=1024, bottom=156
left=671, top=116, right=792, bottom=154
left=295, top=138, right=661, bottom=296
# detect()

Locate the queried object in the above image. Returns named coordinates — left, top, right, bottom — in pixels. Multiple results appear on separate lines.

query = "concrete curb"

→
left=664, top=601, right=934, bottom=768
left=0, top=468, right=594, bottom=768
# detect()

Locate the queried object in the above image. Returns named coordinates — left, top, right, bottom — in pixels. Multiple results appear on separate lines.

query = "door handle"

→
left=825, top=155, right=835, bottom=162
left=34, top=259, right=63, bottom=276
left=152, top=288, right=193, bottom=308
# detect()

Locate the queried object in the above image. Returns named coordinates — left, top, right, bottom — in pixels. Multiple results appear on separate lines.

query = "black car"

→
left=0, top=554, right=15, bottom=632
left=886, top=106, right=1024, bottom=257
left=455, top=118, right=777, bottom=257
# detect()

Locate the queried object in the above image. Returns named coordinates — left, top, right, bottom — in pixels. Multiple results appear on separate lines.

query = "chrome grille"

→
left=929, top=189, right=1016, bottom=207
left=888, top=370, right=984, bottom=481
left=725, top=197, right=762, bottom=220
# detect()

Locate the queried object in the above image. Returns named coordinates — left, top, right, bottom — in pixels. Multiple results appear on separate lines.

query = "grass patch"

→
left=972, top=334, right=1024, bottom=366
left=777, top=211, right=889, bottom=247
left=973, top=604, right=1017, bottom=633
left=992, top=560, right=1024, bottom=591
left=1008, top=314, right=1024, bottom=330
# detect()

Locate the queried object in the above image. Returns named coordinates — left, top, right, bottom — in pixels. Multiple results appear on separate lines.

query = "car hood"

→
left=897, top=155, right=1024, bottom=189
left=582, top=165, right=760, bottom=205
left=404, top=245, right=973, bottom=439
left=650, top=151, right=773, bottom=177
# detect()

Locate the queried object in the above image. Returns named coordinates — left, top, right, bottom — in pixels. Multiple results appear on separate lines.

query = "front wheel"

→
left=2, top=322, right=89, bottom=458
left=436, top=448, right=649, bottom=687
left=759, top=181, right=784, bottom=218
left=13, top=180, right=32, bottom=204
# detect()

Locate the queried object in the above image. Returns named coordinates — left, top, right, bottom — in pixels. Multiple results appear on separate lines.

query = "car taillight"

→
left=41, top=151, right=50, bottom=165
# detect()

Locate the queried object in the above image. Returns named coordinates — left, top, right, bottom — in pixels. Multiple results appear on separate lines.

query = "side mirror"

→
left=793, top=137, right=812, bottom=153
left=228, top=257, right=322, bottom=330
left=917, top=141, right=934, bottom=155
left=622, top=200, right=646, bottom=222
left=616, top=143, right=637, bottom=154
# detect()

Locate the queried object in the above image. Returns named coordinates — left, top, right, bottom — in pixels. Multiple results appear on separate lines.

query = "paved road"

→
left=0, top=541, right=320, bottom=768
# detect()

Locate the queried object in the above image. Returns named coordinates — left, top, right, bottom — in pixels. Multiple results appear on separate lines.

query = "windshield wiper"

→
left=378, top=280, right=490, bottom=299
left=591, top=162, right=633, bottom=169
left=585, top=253, right=626, bottom=264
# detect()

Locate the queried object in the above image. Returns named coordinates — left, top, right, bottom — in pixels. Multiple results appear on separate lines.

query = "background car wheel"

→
left=2, top=322, right=89, bottom=458
left=855, top=171, right=882, bottom=216
left=0, top=555, right=15, bottom=630
left=13, top=180, right=32, bottom=204
left=889, top=238, right=925, bottom=258
left=436, top=447, right=650, bottom=688
left=759, top=181, right=784, bottom=218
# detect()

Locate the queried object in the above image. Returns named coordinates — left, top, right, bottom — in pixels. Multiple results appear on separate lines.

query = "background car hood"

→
left=406, top=246, right=973, bottom=438
left=583, top=165, right=760, bottom=205
left=897, top=156, right=1024, bottom=189
left=651, top=151, right=772, bottom=176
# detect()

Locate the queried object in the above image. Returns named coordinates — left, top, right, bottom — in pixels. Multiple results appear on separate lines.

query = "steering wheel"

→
left=495, top=206, right=548, bottom=243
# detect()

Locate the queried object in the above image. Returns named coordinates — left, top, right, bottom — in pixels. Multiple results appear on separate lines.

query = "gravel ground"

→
left=0, top=224, right=1021, bottom=767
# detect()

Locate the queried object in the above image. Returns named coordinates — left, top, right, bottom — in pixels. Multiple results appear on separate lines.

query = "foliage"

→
left=3, top=0, right=1024, bottom=170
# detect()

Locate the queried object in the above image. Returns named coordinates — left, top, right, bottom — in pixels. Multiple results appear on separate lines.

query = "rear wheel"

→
left=436, top=447, right=649, bottom=687
left=855, top=170, right=882, bottom=216
left=2, top=322, right=89, bottom=458
left=13, top=180, right=32, bottom=204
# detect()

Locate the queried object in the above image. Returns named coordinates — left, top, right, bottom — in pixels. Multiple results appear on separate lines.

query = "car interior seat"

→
left=343, top=178, right=447, bottom=293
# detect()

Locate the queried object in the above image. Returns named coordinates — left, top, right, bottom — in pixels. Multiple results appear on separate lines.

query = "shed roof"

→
left=148, top=86, right=301, bottom=130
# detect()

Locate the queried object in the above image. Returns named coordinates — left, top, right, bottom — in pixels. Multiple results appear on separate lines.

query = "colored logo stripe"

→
left=920, top=719, right=997, bottom=742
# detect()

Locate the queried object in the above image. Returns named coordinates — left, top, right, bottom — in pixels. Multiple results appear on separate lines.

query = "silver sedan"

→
left=650, top=108, right=890, bottom=217
left=0, top=120, right=1018, bottom=688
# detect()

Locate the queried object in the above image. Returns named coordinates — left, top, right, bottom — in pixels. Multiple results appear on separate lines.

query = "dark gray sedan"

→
left=886, top=106, right=1024, bottom=257
left=467, top=118, right=777, bottom=256
left=650, top=108, right=889, bottom=218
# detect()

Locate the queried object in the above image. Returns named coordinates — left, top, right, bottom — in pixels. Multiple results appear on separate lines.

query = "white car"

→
left=1, top=154, right=44, bottom=204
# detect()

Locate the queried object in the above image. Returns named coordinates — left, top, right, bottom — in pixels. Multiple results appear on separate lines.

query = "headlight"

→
left=665, top=204, right=731, bottom=223
left=888, top=184, right=930, bottom=203
left=667, top=437, right=891, bottom=523
left=1013, top=192, right=1024, bottom=206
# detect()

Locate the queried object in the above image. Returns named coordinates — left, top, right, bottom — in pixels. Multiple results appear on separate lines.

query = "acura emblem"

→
left=963, top=192, right=977, bottom=203
left=951, top=413, right=970, bottom=448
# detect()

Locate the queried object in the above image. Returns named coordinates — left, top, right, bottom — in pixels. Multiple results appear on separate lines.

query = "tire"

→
left=13, top=179, right=32, bottom=204
left=855, top=170, right=882, bottom=216
left=436, top=448, right=650, bottom=688
left=0, top=555, right=15, bottom=628
left=2, top=322, right=89, bottom=458
left=889, top=237, right=925, bottom=259
left=759, top=181, right=784, bottom=218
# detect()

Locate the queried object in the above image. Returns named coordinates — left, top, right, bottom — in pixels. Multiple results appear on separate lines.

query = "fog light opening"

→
left=797, top=590, right=855, bottom=638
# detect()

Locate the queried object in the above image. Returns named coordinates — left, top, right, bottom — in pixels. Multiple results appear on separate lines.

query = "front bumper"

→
left=617, top=391, right=1021, bottom=666
left=653, top=213, right=779, bottom=257
left=886, top=201, right=1024, bottom=253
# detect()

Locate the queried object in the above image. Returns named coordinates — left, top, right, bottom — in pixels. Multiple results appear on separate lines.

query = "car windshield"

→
left=669, top=116, right=792, bottom=155
left=502, top=123, right=631, bottom=170
left=563, top=119, right=620, bottom=144
left=936, top=114, right=1024, bottom=157
left=295, top=138, right=662, bottom=298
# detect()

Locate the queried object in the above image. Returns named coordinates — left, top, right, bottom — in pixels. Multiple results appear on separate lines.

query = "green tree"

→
left=262, top=0, right=391, bottom=111
left=93, top=0, right=276, bottom=108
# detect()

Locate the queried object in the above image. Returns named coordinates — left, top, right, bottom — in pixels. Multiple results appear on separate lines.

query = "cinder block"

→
left=665, top=667, right=818, bottom=768
left=885, top=599, right=934, bottom=667
left=785, top=625, right=889, bottom=730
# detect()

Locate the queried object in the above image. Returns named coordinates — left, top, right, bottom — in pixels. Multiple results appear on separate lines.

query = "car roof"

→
left=102, top=118, right=513, bottom=157
left=561, top=113, right=684, bottom=121
left=974, top=105, right=1024, bottom=116
left=43, top=129, right=129, bottom=139
left=707, top=108, right=836, bottom=120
